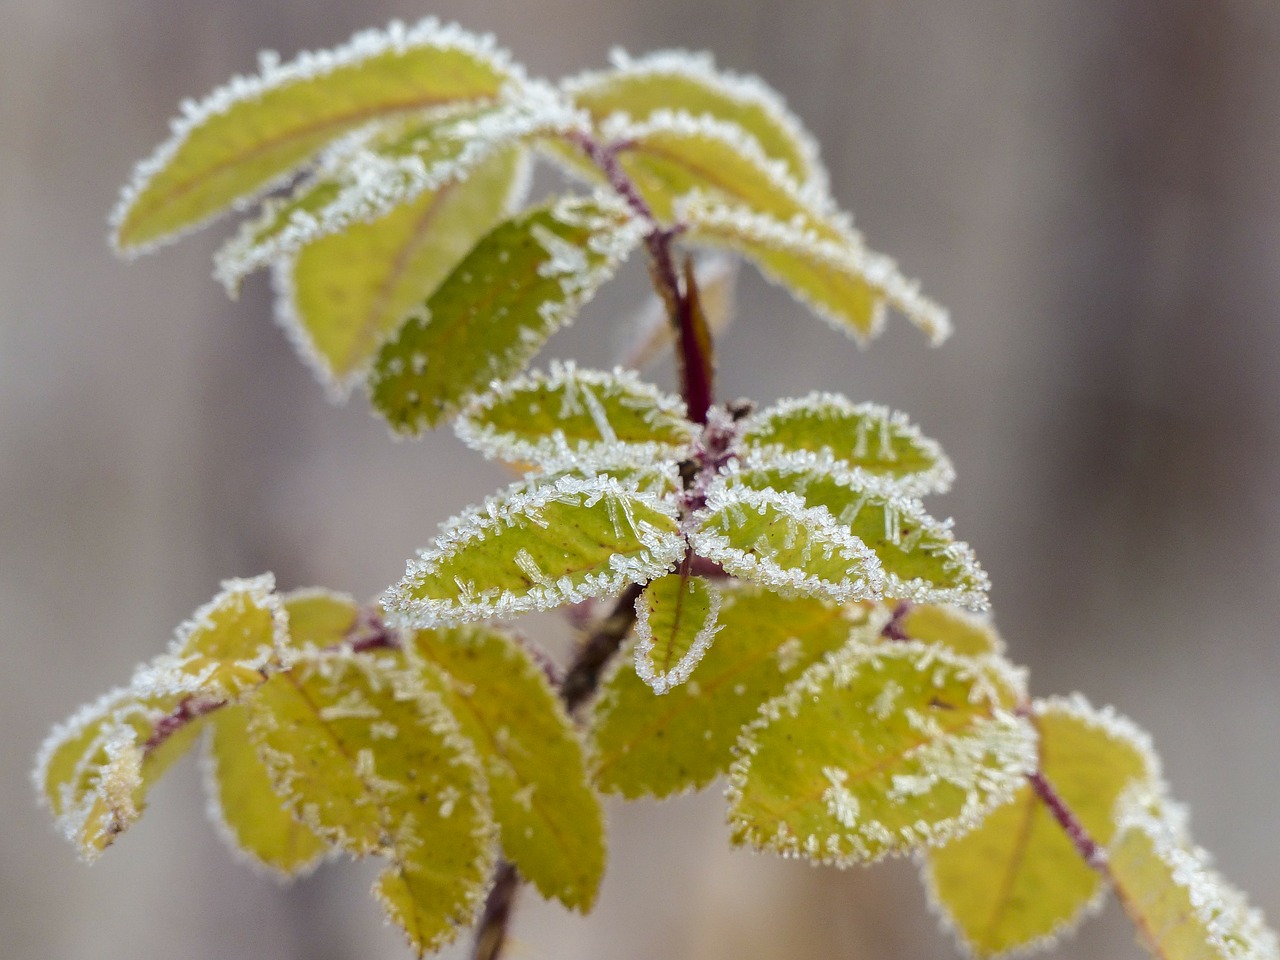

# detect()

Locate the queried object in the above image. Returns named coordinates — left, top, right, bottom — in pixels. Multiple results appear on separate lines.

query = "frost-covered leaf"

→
left=591, top=586, right=874, bottom=798
left=408, top=625, right=605, bottom=910
left=726, top=462, right=989, bottom=609
left=603, top=111, right=836, bottom=227
left=272, top=145, right=528, bottom=397
left=689, top=484, right=884, bottom=603
left=112, top=18, right=519, bottom=253
left=1110, top=797, right=1279, bottom=960
left=563, top=49, right=826, bottom=189
left=678, top=193, right=951, bottom=346
left=454, top=361, right=695, bottom=473
left=279, top=587, right=361, bottom=650
left=898, top=603, right=1005, bottom=659
left=368, top=192, right=646, bottom=433
left=633, top=571, right=723, bottom=694
left=204, top=704, right=330, bottom=877
left=924, top=696, right=1160, bottom=958
left=728, top=640, right=1036, bottom=864
left=247, top=650, right=496, bottom=955
left=384, top=473, right=685, bottom=628
left=742, top=393, right=954, bottom=497
left=33, top=575, right=288, bottom=858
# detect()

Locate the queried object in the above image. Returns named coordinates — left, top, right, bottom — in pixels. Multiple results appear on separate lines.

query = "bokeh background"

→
left=4, top=1, right=1280, bottom=958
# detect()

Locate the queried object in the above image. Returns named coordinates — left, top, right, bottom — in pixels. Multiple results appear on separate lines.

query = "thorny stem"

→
left=567, top=130, right=714, bottom=423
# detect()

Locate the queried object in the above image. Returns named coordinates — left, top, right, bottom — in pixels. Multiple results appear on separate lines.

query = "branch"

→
left=566, top=130, right=714, bottom=423
left=470, top=859, right=521, bottom=960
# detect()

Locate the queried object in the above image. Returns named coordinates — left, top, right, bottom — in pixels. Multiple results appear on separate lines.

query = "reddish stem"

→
left=1028, top=770, right=1109, bottom=871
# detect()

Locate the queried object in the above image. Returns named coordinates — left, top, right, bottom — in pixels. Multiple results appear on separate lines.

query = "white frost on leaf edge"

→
left=726, top=639, right=1038, bottom=866
left=1111, top=794, right=1280, bottom=960
left=110, top=18, right=522, bottom=256
left=213, top=81, right=584, bottom=291
left=267, top=146, right=534, bottom=403
left=562, top=47, right=829, bottom=194
left=367, top=188, right=648, bottom=435
left=633, top=575, right=725, bottom=695
left=689, top=483, right=885, bottom=603
left=383, top=472, right=686, bottom=629
left=717, top=460, right=990, bottom=611
left=600, top=109, right=840, bottom=224
left=454, top=360, right=695, bottom=471
left=743, top=391, right=955, bottom=497
left=676, top=192, right=953, bottom=346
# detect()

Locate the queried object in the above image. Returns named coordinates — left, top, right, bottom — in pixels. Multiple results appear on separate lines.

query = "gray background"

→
left=3, top=1, right=1279, bottom=958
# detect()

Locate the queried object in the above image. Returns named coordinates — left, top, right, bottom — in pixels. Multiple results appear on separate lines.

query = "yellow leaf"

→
left=112, top=19, right=518, bottom=253
left=408, top=625, right=606, bottom=910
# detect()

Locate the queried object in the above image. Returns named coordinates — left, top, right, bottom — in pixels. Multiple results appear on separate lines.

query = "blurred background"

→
left=4, top=1, right=1280, bottom=958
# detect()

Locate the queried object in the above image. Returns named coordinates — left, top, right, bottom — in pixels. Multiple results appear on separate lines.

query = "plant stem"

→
left=567, top=130, right=714, bottom=422
left=470, top=859, right=520, bottom=960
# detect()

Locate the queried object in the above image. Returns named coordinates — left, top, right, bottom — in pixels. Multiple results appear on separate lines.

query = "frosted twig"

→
left=1028, top=769, right=1109, bottom=872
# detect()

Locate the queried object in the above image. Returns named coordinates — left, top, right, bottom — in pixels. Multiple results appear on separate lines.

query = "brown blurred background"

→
left=4, top=1, right=1280, bottom=958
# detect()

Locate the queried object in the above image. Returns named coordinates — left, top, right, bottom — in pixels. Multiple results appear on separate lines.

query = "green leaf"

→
left=383, top=474, right=685, bottom=628
left=601, top=111, right=834, bottom=228
left=727, top=461, right=989, bottom=609
left=204, top=704, right=330, bottom=877
left=678, top=193, right=951, bottom=345
left=633, top=571, right=723, bottom=694
left=742, top=392, right=954, bottom=497
left=590, top=586, right=872, bottom=798
left=273, top=145, right=529, bottom=396
left=1110, top=797, right=1279, bottom=960
left=247, top=649, right=497, bottom=955
left=689, top=484, right=884, bottom=603
left=112, top=19, right=518, bottom=253
left=33, top=575, right=287, bottom=858
left=563, top=49, right=826, bottom=189
left=728, top=640, right=1036, bottom=864
left=898, top=603, right=1005, bottom=659
left=923, top=695, right=1160, bottom=958
left=454, top=361, right=695, bottom=472
left=408, top=625, right=605, bottom=910
left=368, top=192, right=646, bottom=433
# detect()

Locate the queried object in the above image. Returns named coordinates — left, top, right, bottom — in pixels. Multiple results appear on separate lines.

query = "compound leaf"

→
left=563, top=49, right=825, bottom=189
left=247, top=650, right=496, bottom=954
left=273, top=145, right=528, bottom=396
left=454, top=361, right=695, bottom=472
left=408, top=625, right=605, bottom=910
left=368, top=192, right=645, bottom=433
left=204, top=704, right=330, bottom=877
left=1110, top=797, right=1279, bottom=960
left=742, top=393, right=954, bottom=497
left=34, top=574, right=287, bottom=858
left=728, top=641, right=1036, bottom=864
left=689, top=484, right=884, bottom=603
left=924, top=696, right=1160, bottom=958
left=112, top=18, right=518, bottom=253
left=678, top=194, right=951, bottom=345
left=384, top=474, right=685, bottom=628
left=729, top=462, right=989, bottom=609
left=590, top=586, right=872, bottom=798
left=633, top=571, right=723, bottom=694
